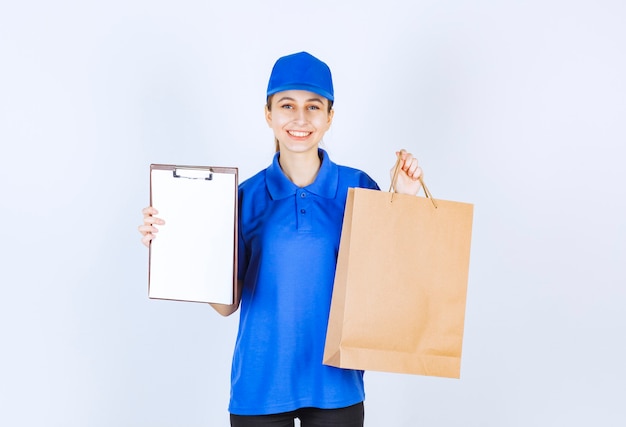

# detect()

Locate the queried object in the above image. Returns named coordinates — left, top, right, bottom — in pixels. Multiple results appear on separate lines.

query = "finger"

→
left=143, top=215, right=165, bottom=224
left=407, top=160, right=420, bottom=178
left=143, top=217, right=164, bottom=227
left=410, top=166, right=423, bottom=180
left=400, top=155, right=415, bottom=172
left=141, top=233, right=155, bottom=247
left=138, top=225, right=159, bottom=236
left=396, top=149, right=408, bottom=160
left=142, top=206, right=159, bottom=216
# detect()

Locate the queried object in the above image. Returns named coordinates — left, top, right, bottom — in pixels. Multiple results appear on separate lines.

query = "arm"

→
left=390, top=149, right=424, bottom=195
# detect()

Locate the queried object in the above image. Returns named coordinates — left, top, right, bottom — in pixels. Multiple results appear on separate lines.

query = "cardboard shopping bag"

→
left=323, top=180, right=473, bottom=378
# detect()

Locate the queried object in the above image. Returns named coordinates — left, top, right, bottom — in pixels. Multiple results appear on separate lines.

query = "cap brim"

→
left=267, top=83, right=334, bottom=102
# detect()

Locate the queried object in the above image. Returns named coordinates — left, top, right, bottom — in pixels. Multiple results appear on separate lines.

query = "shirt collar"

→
left=266, top=148, right=339, bottom=200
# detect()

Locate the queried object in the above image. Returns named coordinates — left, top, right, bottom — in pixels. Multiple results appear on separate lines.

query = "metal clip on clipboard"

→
left=173, top=167, right=213, bottom=181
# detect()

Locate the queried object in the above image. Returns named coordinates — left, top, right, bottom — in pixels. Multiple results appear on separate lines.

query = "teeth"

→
left=289, top=131, right=310, bottom=137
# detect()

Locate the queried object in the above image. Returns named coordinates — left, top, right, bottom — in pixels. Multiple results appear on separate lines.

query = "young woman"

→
left=139, top=51, right=423, bottom=427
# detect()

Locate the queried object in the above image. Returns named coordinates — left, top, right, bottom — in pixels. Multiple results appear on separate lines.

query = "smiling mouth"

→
left=288, top=130, right=311, bottom=137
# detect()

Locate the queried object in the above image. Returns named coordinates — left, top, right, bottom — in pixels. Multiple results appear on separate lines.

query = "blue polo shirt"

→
left=229, top=149, right=380, bottom=415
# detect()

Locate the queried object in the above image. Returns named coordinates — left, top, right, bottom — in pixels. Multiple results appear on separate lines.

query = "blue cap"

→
left=266, top=51, right=334, bottom=101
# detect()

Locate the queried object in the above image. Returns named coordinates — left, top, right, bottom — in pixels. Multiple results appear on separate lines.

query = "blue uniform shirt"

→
left=229, top=149, right=380, bottom=415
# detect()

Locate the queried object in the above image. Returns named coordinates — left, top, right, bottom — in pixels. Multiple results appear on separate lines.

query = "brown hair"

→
left=266, top=95, right=334, bottom=152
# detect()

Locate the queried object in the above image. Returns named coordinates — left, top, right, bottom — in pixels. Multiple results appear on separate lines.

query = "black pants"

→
left=230, top=402, right=364, bottom=427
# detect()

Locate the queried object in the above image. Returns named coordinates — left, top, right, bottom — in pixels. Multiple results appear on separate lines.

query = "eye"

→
left=307, top=105, right=320, bottom=111
left=281, top=104, right=293, bottom=110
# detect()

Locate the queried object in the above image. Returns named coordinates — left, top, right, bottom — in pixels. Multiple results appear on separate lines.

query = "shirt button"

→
left=300, top=192, right=306, bottom=198
left=300, top=209, right=306, bottom=214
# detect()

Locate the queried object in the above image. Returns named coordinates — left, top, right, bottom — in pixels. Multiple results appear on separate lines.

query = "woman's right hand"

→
left=138, top=206, right=165, bottom=247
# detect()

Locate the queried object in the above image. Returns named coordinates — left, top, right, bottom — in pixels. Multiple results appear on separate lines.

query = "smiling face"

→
left=265, top=90, right=334, bottom=155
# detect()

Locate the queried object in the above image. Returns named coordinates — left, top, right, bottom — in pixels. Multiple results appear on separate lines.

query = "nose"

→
left=294, top=108, right=307, bottom=124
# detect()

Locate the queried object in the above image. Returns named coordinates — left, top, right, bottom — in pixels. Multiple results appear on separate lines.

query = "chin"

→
left=280, top=142, right=319, bottom=154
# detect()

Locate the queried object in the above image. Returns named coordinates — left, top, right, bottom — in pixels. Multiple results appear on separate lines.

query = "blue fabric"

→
left=266, top=51, right=334, bottom=101
left=229, top=149, right=379, bottom=416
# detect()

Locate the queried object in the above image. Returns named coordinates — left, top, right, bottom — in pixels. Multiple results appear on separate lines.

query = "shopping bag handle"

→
left=389, top=154, right=438, bottom=208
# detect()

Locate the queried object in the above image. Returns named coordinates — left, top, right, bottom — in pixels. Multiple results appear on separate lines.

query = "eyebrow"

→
left=276, top=96, right=324, bottom=104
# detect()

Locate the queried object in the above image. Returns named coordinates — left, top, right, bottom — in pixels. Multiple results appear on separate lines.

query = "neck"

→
left=278, top=149, right=321, bottom=187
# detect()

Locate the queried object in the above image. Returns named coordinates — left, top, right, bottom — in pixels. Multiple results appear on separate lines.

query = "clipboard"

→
left=148, top=164, right=238, bottom=304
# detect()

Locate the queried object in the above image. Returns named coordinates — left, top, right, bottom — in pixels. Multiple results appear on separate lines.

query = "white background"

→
left=1, top=1, right=624, bottom=426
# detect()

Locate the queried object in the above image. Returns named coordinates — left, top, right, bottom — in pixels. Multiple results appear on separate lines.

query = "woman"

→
left=139, top=51, right=423, bottom=427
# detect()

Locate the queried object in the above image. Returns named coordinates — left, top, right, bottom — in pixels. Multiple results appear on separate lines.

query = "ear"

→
left=265, top=105, right=272, bottom=127
left=326, top=108, right=334, bottom=128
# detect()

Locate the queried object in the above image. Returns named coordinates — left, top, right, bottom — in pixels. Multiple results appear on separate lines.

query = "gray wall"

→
left=1, top=1, right=624, bottom=425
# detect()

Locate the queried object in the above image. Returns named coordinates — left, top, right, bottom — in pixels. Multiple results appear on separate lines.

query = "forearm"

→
left=210, top=280, right=243, bottom=316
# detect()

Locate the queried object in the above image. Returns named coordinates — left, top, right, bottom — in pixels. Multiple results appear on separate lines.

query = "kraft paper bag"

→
left=323, top=185, right=473, bottom=378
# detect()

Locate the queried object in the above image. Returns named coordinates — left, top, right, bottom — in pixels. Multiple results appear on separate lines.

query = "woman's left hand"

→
left=390, top=149, right=423, bottom=195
